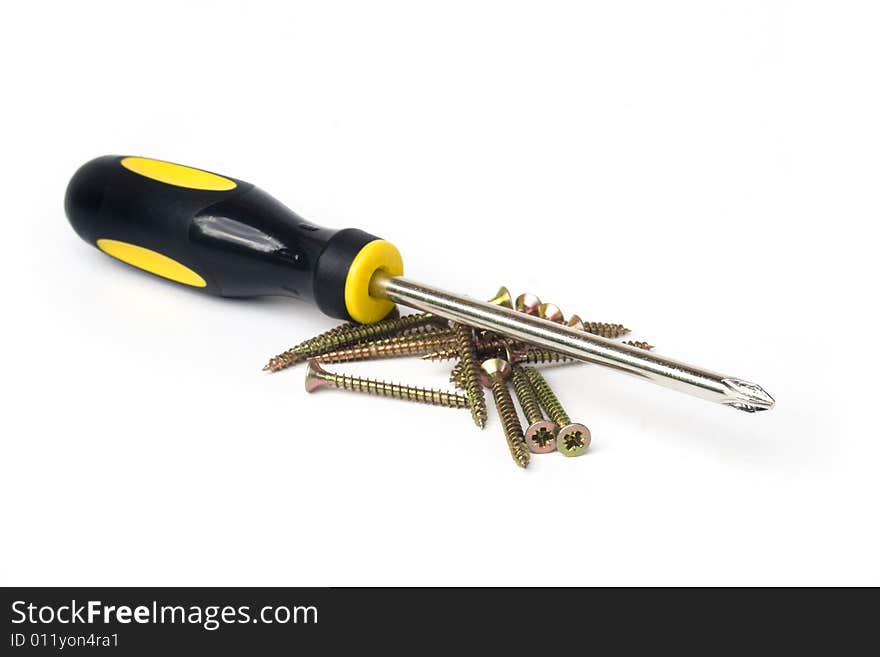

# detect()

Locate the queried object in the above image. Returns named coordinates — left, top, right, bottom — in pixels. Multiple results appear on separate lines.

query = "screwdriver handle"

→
left=64, top=155, right=403, bottom=323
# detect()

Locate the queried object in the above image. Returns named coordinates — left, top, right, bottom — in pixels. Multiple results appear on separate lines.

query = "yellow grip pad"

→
left=97, top=239, right=207, bottom=287
left=344, top=240, right=403, bottom=323
left=120, top=157, right=237, bottom=191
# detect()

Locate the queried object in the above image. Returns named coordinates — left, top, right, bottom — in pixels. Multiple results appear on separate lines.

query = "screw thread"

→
left=316, top=330, right=456, bottom=363
left=264, top=313, right=442, bottom=372
left=422, top=346, right=466, bottom=362
left=449, top=341, right=649, bottom=382
left=623, top=340, right=654, bottom=350
left=421, top=336, right=510, bottom=362
left=489, top=377, right=530, bottom=468
left=523, top=367, right=571, bottom=426
left=320, top=371, right=468, bottom=408
left=513, top=349, right=576, bottom=365
left=510, top=366, right=545, bottom=424
left=263, top=321, right=360, bottom=371
left=450, top=349, right=571, bottom=388
left=299, top=321, right=360, bottom=350
left=453, top=323, right=488, bottom=428
left=583, top=322, right=630, bottom=338
left=449, top=362, right=465, bottom=389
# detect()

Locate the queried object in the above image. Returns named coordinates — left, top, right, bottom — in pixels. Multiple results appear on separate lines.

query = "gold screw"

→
left=264, top=312, right=442, bottom=372
left=420, top=335, right=511, bottom=362
left=517, top=293, right=629, bottom=337
left=511, top=349, right=577, bottom=365
left=305, top=360, right=468, bottom=408
left=623, top=340, right=654, bottom=350
left=449, top=362, right=465, bottom=389
left=453, top=323, right=488, bottom=428
left=522, top=367, right=591, bottom=457
left=480, top=359, right=530, bottom=468
left=568, top=314, right=630, bottom=338
left=538, top=303, right=564, bottom=323
left=510, top=365, right=558, bottom=453
left=515, top=293, right=541, bottom=315
left=263, top=321, right=359, bottom=371
left=583, top=322, right=630, bottom=338
left=316, top=330, right=456, bottom=364
left=450, top=346, right=572, bottom=388
left=486, top=286, right=513, bottom=308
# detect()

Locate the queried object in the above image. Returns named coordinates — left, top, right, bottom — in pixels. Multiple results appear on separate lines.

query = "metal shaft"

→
left=370, top=272, right=775, bottom=412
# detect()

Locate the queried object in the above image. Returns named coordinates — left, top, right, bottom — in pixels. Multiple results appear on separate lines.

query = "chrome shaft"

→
left=370, top=272, right=774, bottom=412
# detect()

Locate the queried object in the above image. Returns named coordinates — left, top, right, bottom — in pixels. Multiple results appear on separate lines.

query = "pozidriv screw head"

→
left=557, top=422, right=591, bottom=457
left=479, top=358, right=511, bottom=386
left=525, top=420, right=558, bottom=454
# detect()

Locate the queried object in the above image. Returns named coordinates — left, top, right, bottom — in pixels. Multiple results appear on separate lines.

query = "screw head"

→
left=304, top=359, right=329, bottom=392
left=525, top=420, right=558, bottom=453
left=505, top=345, right=528, bottom=363
left=487, top=286, right=513, bottom=308
left=557, top=423, right=591, bottom=457
left=515, top=293, right=541, bottom=315
left=566, top=314, right=585, bottom=331
left=538, top=303, right=564, bottom=323
left=479, top=358, right=511, bottom=386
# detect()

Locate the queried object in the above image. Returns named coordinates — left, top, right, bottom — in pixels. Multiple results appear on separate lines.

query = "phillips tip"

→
left=720, top=378, right=775, bottom=412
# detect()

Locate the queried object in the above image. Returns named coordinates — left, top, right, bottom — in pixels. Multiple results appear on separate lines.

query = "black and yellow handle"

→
left=64, top=155, right=404, bottom=323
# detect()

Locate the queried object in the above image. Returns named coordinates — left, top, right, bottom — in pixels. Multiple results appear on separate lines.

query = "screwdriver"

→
left=64, top=155, right=775, bottom=412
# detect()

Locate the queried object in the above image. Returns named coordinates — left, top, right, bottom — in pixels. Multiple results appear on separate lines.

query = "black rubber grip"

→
left=64, top=155, right=381, bottom=321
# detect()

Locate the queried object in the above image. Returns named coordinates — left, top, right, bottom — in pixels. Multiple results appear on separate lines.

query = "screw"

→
left=538, top=303, right=564, bottom=323
left=583, top=321, right=629, bottom=338
left=566, top=311, right=631, bottom=338
left=623, top=340, right=654, bottom=350
left=316, top=330, right=456, bottom=363
left=263, top=320, right=359, bottom=371
left=509, top=347, right=577, bottom=366
left=522, top=367, right=591, bottom=457
left=264, top=312, right=443, bottom=372
left=420, top=335, right=511, bottom=362
left=510, top=365, right=558, bottom=453
left=487, top=286, right=513, bottom=308
left=264, top=306, right=404, bottom=369
left=448, top=345, right=575, bottom=388
left=515, top=293, right=541, bottom=315
left=449, top=361, right=465, bottom=389
left=476, top=286, right=515, bottom=341
left=480, top=359, right=530, bottom=468
left=515, top=293, right=629, bottom=337
left=453, top=323, right=488, bottom=428
left=305, top=360, right=468, bottom=408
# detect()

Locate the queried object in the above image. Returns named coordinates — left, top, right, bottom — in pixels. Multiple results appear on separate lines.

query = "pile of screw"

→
left=264, top=287, right=653, bottom=469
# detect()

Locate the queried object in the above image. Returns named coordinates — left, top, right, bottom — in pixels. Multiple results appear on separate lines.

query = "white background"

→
left=1, top=1, right=876, bottom=586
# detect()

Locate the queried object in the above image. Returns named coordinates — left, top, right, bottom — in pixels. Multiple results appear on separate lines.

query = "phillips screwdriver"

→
left=64, top=155, right=775, bottom=412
